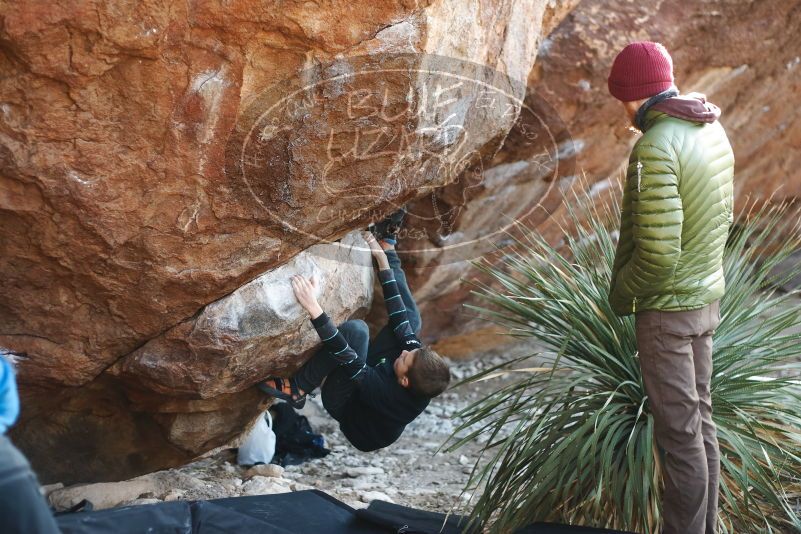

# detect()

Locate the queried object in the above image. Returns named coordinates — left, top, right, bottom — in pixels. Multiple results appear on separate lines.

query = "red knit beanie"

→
left=608, top=41, right=674, bottom=102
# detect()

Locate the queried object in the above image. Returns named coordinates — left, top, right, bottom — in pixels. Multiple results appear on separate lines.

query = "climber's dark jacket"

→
left=309, top=263, right=427, bottom=452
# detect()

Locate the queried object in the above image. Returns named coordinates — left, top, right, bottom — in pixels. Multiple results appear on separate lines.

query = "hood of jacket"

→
left=651, top=92, right=721, bottom=123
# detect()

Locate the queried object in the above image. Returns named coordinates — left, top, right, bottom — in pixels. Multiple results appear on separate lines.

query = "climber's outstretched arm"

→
left=290, top=275, right=359, bottom=367
left=362, top=232, right=419, bottom=341
left=363, top=232, right=390, bottom=271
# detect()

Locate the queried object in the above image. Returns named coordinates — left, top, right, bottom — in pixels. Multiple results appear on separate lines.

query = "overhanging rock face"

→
left=1, top=0, right=576, bottom=482
left=0, top=0, right=567, bottom=389
left=12, top=232, right=373, bottom=484
left=110, top=233, right=374, bottom=399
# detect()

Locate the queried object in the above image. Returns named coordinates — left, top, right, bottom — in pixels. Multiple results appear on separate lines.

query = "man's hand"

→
left=363, top=232, right=390, bottom=270
left=291, top=275, right=323, bottom=319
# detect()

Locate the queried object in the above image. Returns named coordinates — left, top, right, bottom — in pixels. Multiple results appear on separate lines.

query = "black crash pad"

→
left=55, top=489, right=636, bottom=534
left=357, top=499, right=471, bottom=534
left=355, top=500, right=636, bottom=534
left=56, top=490, right=377, bottom=534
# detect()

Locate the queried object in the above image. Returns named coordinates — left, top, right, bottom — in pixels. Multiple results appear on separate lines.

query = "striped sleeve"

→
left=310, top=313, right=364, bottom=373
left=377, top=269, right=422, bottom=350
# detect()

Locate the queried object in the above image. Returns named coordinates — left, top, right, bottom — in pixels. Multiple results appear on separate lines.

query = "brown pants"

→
left=635, top=301, right=721, bottom=534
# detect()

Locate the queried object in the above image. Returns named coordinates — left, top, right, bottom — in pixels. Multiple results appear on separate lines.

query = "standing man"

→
left=607, top=42, right=734, bottom=534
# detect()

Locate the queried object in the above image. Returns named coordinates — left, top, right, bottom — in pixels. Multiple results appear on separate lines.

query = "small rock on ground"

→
left=345, top=466, right=384, bottom=478
left=360, top=490, right=394, bottom=503
left=244, top=464, right=284, bottom=479
left=241, top=476, right=291, bottom=496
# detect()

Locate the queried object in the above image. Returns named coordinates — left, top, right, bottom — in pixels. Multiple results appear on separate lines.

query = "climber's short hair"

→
left=407, top=346, right=450, bottom=399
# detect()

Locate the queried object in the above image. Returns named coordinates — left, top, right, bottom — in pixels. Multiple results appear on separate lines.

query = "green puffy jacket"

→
left=609, top=110, right=735, bottom=316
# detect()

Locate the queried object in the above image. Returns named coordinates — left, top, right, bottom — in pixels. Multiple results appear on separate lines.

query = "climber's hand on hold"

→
left=291, top=274, right=323, bottom=320
left=363, top=232, right=390, bottom=270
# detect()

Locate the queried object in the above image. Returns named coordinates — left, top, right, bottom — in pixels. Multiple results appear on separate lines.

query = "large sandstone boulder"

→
left=0, top=0, right=576, bottom=482
left=110, top=232, right=374, bottom=399
left=12, top=232, right=374, bottom=484
left=0, top=0, right=569, bottom=388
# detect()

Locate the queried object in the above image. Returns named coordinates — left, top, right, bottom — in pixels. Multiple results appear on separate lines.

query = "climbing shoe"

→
left=368, top=207, right=407, bottom=244
left=257, top=377, right=307, bottom=409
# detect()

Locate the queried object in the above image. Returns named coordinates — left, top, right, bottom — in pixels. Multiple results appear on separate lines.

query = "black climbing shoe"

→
left=257, top=377, right=307, bottom=409
left=368, top=207, right=407, bottom=243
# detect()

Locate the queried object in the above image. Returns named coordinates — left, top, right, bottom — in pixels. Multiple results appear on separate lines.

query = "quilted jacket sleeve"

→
left=609, top=141, right=683, bottom=314
left=610, top=172, right=634, bottom=299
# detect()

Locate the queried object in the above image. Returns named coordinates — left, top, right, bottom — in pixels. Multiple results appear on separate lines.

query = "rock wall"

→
left=0, top=0, right=575, bottom=482
left=110, top=233, right=374, bottom=400
left=12, top=232, right=374, bottom=483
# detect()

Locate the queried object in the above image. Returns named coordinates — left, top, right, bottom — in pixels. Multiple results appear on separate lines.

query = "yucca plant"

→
left=446, top=192, right=801, bottom=533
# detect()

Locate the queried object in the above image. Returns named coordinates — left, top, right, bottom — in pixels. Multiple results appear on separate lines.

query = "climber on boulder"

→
left=258, top=209, right=451, bottom=452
